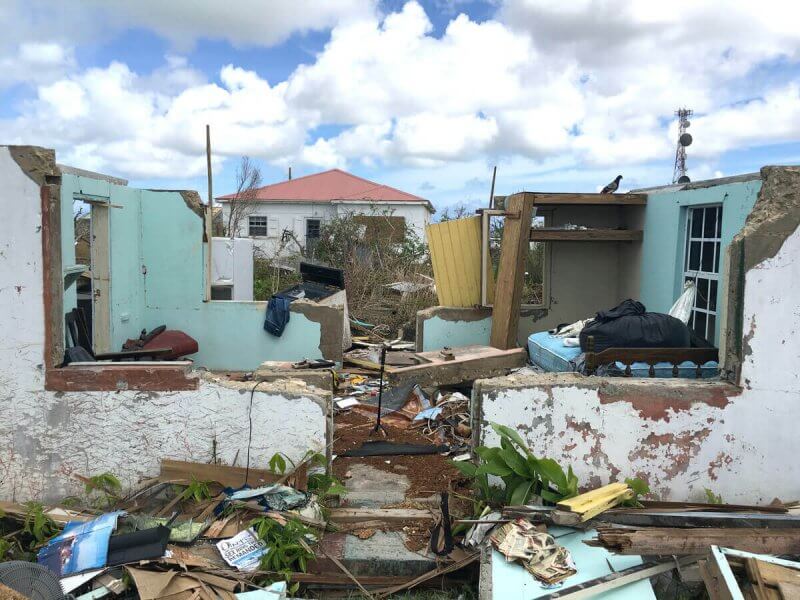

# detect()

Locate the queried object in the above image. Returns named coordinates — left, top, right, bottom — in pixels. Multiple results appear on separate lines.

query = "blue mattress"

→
left=527, top=331, right=719, bottom=378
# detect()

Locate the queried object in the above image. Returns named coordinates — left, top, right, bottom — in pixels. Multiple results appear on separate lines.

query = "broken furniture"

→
left=344, top=344, right=527, bottom=387
left=64, top=308, right=171, bottom=363
left=490, top=192, right=646, bottom=350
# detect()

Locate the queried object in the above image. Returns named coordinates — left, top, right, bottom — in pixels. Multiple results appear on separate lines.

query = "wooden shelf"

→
left=530, top=192, right=646, bottom=206
left=529, top=228, right=643, bottom=242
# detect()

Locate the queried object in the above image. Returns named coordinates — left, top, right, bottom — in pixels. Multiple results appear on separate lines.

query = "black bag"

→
left=580, top=299, right=690, bottom=352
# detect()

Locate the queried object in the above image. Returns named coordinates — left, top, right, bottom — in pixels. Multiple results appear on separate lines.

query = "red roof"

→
left=217, top=168, right=431, bottom=209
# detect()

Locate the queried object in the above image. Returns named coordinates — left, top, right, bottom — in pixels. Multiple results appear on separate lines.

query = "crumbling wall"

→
left=476, top=166, right=800, bottom=503
left=0, top=146, right=330, bottom=502
left=416, top=306, right=492, bottom=351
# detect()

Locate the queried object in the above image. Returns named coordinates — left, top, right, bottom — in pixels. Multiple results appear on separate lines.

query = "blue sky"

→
left=1, top=0, right=799, bottom=214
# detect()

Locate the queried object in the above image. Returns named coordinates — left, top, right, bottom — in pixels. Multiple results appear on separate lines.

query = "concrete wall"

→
left=416, top=306, right=492, bottom=351
left=221, top=200, right=431, bottom=257
left=0, top=146, right=331, bottom=502
left=58, top=173, right=342, bottom=370
left=638, top=176, right=760, bottom=342
left=475, top=168, right=800, bottom=503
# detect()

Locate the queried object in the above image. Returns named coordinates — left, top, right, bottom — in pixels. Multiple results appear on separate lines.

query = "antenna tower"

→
left=672, top=108, right=693, bottom=183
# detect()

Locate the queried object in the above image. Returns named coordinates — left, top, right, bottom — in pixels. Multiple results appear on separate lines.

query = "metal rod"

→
left=371, top=345, right=388, bottom=437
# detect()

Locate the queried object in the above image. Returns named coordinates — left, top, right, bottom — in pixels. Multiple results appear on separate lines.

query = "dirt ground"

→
left=332, top=409, right=474, bottom=552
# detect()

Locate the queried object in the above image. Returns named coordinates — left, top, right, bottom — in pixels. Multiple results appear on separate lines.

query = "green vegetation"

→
left=621, top=477, right=651, bottom=508
left=451, top=422, right=578, bottom=507
left=178, top=477, right=213, bottom=503
left=704, top=488, right=724, bottom=504
left=84, top=472, right=122, bottom=508
left=251, top=516, right=316, bottom=583
left=22, top=502, right=59, bottom=548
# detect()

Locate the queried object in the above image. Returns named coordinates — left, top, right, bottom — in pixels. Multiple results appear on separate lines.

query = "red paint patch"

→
left=597, top=381, right=740, bottom=421
left=707, top=452, right=734, bottom=481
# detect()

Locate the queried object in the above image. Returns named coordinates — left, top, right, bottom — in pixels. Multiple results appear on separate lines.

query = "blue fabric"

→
left=264, top=294, right=292, bottom=337
left=527, top=331, right=719, bottom=378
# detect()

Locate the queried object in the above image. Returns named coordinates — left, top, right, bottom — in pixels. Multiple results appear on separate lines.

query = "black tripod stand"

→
left=369, top=344, right=389, bottom=437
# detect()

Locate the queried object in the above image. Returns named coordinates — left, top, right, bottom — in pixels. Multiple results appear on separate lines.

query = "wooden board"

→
left=386, top=345, right=527, bottom=387
left=529, top=228, right=643, bottom=242
left=490, top=192, right=535, bottom=349
left=556, top=483, right=632, bottom=522
left=426, top=216, right=494, bottom=307
left=159, top=459, right=306, bottom=490
left=327, top=508, right=435, bottom=524
left=530, top=192, right=647, bottom=206
left=590, top=527, right=800, bottom=556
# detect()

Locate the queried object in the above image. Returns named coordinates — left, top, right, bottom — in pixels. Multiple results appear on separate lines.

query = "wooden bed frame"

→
left=584, top=336, right=719, bottom=378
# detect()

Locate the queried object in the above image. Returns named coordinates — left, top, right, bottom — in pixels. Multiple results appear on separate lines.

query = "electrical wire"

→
left=244, top=380, right=266, bottom=487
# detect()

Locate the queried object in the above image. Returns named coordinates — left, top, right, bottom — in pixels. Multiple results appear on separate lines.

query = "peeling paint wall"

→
left=0, top=147, right=330, bottom=502
left=477, top=176, right=800, bottom=503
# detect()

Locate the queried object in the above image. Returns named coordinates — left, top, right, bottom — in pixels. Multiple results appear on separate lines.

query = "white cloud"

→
left=2, top=0, right=800, bottom=193
left=70, top=0, right=377, bottom=49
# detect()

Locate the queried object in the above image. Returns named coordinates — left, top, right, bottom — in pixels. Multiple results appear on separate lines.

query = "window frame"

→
left=522, top=211, right=551, bottom=309
left=305, top=218, right=321, bottom=241
left=682, top=204, right=723, bottom=343
left=248, top=215, right=268, bottom=237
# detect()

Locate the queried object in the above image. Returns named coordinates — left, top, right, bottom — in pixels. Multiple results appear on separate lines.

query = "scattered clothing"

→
left=264, top=294, right=293, bottom=337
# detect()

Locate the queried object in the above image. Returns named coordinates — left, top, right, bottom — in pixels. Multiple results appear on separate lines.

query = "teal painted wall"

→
left=421, top=315, right=492, bottom=351
left=639, top=179, right=760, bottom=342
left=60, top=177, right=324, bottom=370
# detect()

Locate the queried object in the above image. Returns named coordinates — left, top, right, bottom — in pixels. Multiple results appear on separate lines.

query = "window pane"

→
left=523, top=241, right=545, bottom=305
left=713, top=241, right=721, bottom=272
left=715, top=207, right=723, bottom=237
left=701, top=241, right=715, bottom=272
left=689, top=241, right=701, bottom=270
left=694, top=311, right=707, bottom=340
left=703, top=207, right=717, bottom=237
left=707, top=314, right=716, bottom=341
left=696, top=278, right=709, bottom=310
left=690, top=209, right=703, bottom=238
left=709, top=279, right=718, bottom=312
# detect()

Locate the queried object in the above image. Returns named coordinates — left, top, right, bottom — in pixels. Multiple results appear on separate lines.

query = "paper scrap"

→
left=216, top=528, right=269, bottom=572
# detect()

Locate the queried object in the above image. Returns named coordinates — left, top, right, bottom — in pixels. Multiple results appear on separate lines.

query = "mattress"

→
left=527, top=331, right=719, bottom=378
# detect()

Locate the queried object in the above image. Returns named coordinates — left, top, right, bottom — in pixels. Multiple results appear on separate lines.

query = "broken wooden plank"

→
left=159, top=459, right=307, bottom=490
left=599, top=510, right=800, bottom=529
left=539, top=556, right=697, bottom=599
left=529, top=228, right=643, bottom=242
left=490, top=192, right=535, bottom=349
left=327, top=508, right=435, bottom=524
left=386, top=345, right=527, bottom=387
left=529, top=192, right=647, bottom=206
left=556, top=483, right=632, bottom=522
left=589, top=527, right=800, bottom=556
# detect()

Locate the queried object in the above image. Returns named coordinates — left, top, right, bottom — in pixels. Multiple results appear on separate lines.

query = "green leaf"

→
left=475, top=446, right=502, bottom=462
left=476, top=458, right=513, bottom=477
left=537, top=458, right=568, bottom=490
left=626, top=477, right=650, bottom=497
left=509, top=480, right=534, bottom=506
left=490, top=422, right=528, bottom=450
left=450, top=460, right=478, bottom=478
left=500, top=447, right=529, bottom=477
left=269, top=453, right=287, bottom=475
left=539, top=488, right=564, bottom=503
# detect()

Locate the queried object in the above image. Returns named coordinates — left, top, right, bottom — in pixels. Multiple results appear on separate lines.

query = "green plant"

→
left=22, top=502, right=58, bottom=548
left=269, top=452, right=289, bottom=475
left=84, top=472, right=122, bottom=508
left=251, top=517, right=316, bottom=580
left=452, top=423, right=579, bottom=507
left=178, top=477, right=213, bottom=503
left=704, top=488, right=723, bottom=504
left=620, top=478, right=651, bottom=508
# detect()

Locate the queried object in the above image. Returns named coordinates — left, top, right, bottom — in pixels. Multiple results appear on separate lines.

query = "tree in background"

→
left=225, top=156, right=262, bottom=238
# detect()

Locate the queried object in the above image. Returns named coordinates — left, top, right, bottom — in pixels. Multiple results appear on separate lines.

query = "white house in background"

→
left=216, top=169, right=434, bottom=256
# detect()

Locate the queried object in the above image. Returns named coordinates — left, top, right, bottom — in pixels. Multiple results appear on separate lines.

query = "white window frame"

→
left=248, top=215, right=268, bottom=237
left=682, top=204, right=723, bottom=343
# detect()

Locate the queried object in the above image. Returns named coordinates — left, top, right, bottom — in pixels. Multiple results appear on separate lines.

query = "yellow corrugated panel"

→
left=426, top=216, right=494, bottom=307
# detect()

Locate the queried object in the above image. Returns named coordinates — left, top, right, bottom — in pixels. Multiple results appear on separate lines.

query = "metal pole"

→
left=205, top=124, right=213, bottom=301
left=371, top=344, right=388, bottom=437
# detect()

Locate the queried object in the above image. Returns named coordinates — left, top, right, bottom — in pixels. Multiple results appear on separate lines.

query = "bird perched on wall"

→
left=601, top=175, right=623, bottom=194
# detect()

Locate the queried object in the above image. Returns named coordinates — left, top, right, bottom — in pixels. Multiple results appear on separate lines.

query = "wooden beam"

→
left=45, top=362, right=199, bottom=392
left=529, top=192, right=647, bottom=206
left=529, top=228, right=643, bottom=242
left=159, top=458, right=307, bottom=489
left=327, top=508, right=435, bottom=524
left=589, top=527, right=800, bottom=556
left=490, top=192, right=535, bottom=349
